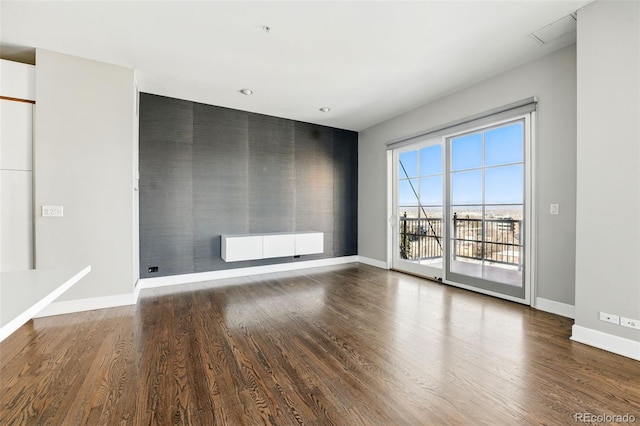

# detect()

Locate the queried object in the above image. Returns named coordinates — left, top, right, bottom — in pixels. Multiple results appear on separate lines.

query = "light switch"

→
left=42, top=205, right=64, bottom=217
left=550, top=204, right=559, bottom=215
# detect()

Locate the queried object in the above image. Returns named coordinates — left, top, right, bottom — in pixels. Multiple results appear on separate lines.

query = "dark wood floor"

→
left=1, top=264, right=639, bottom=425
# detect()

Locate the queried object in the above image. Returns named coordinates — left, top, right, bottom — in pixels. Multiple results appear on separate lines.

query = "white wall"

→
left=359, top=45, right=578, bottom=307
left=573, top=1, right=640, bottom=352
left=34, top=49, right=137, bottom=301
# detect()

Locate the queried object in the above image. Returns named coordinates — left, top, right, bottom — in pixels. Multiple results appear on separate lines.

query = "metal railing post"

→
left=402, top=212, right=408, bottom=259
left=453, top=212, right=457, bottom=261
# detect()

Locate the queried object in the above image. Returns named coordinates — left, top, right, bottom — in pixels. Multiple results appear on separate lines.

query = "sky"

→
left=398, top=121, right=524, bottom=208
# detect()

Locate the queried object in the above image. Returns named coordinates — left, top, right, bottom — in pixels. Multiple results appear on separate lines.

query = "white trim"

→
left=34, top=292, right=136, bottom=318
left=358, top=256, right=389, bottom=270
left=535, top=297, right=575, bottom=318
left=22, top=258, right=360, bottom=319
left=139, top=256, right=359, bottom=289
left=133, top=279, right=142, bottom=302
left=528, top=110, right=537, bottom=305
left=386, top=150, right=394, bottom=270
left=571, top=325, right=640, bottom=361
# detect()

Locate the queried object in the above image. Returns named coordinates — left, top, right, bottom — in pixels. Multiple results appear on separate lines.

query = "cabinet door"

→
left=221, top=235, right=263, bottom=262
left=1, top=100, right=32, bottom=171
left=295, top=233, right=324, bottom=255
left=0, top=100, right=33, bottom=271
left=263, top=234, right=295, bottom=259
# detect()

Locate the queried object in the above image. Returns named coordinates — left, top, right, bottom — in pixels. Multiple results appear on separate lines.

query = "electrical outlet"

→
left=42, top=205, right=64, bottom=217
left=620, top=317, right=640, bottom=330
left=599, top=312, right=619, bottom=324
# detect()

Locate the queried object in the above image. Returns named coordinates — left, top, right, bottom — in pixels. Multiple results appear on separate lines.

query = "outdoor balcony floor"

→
left=412, top=257, right=522, bottom=287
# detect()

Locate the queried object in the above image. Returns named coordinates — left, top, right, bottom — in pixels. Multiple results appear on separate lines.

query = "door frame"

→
left=390, top=138, right=445, bottom=281
left=386, top=112, right=536, bottom=306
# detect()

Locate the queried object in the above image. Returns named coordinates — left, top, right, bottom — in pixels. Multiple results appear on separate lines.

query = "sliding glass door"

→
left=393, top=139, right=444, bottom=280
left=445, top=119, right=526, bottom=299
left=392, top=115, right=530, bottom=303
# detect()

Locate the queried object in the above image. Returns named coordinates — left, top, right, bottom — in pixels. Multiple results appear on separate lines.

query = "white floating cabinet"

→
left=263, top=234, right=296, bottom=259
left=221, top=235, right=263, bottom=262
left=295, top=232, right=324, bottom=256
left=221, top=232, right=323, bottom=262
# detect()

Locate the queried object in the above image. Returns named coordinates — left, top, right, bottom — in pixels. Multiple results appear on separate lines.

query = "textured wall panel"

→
left=294, top=122, right=335, bottom=258
left=248, top=113, right=295, bottom=234
left=333, top=128, right=358, bottom=256
left=139, top=94, right=358, bottom=278
left=193, top=103, right=249, bottom=272
left=139, top=94, right=194, bottom=278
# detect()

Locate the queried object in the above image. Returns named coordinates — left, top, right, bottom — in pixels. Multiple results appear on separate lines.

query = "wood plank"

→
left=1, top=264, right=639, bottom=424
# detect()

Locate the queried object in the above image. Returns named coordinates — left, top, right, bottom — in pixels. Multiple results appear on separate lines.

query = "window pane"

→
left=420, top=145, right=442, bottom=175
left=450, top=206, right=483, bottom=278
left=485, top=204, right=523, bottom=221
left=399, top=179, right=419, bottom=206
left=420, top=176, right=442, bottom=206
left=485, top=165, right=523, bottom=204
left=398, top=206, right=419, bottom=219
left=451, top=133, right=482, bottom=171
left=484, top=205, right=523, bottom=286
left=451, top=170, right=482, bottom=205
left=485, top=122, right=523, bottom=166
left=399, top=150, right=418, bottom=178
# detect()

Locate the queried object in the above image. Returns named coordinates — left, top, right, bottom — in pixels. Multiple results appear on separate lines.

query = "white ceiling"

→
left=0, top=1, right=590, bottom=131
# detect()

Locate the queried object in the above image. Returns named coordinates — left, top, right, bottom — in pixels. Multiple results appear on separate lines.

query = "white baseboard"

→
left=571, top=325, right=640, bottom=361
left=133, top=278, right=141, bottom=301
left=139, top=255, right=360, bottom=289
left=30, top=257, right=361, bottom=317
left=34, top=292, right=137, bottom=318
left=28, top=257, right=382, bottom=318
left=535, top=297, right=575, bottom=319
left=357, top=256, right=389, bottom=270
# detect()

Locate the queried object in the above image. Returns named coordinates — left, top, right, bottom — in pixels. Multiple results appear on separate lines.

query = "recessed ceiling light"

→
left=319, top=107, right=330, bottom=113
left=240, top=88, right=253, bottom=95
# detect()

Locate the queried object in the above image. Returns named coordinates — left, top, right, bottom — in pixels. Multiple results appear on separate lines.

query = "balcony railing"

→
left=399, top=213, right=523, bottom=268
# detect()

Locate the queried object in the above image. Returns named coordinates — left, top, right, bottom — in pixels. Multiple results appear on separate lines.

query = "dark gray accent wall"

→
left=139, top=93, right=358, bottom=278
left=192, top=103, right=249, bottom=272
left=139, top=96, right=194, bottom=277
left=294, top=122, right=335, bottom=257
left=248, top=114, right=295, bottom=234
left=333, top=128, right=359, bottom=256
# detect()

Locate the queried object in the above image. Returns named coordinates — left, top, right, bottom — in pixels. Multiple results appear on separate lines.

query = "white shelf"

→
left=0, top=265, right=91, bottom=342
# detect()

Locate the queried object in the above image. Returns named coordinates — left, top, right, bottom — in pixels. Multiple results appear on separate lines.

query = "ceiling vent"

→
left=530, top=13, right=577, bottom=45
